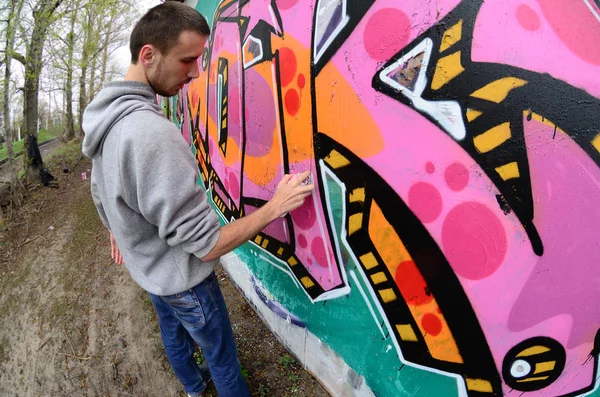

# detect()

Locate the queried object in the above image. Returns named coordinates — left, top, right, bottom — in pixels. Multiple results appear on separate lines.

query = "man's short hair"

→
left=129, top=2, right=210, bottom=64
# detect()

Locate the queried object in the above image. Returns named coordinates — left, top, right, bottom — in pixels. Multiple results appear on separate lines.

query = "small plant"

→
left=287, top=372, right=298, bottom=383
left=193, top=348, right=205, bottom=366
left=278, top=354, right=295, bottom=369
left=257, top=382, right=270, bottom=397
left=240, top=365, right=249, bottom=379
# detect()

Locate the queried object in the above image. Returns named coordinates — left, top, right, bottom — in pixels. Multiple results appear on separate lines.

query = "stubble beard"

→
left=144, top=58, right=174, bottom=97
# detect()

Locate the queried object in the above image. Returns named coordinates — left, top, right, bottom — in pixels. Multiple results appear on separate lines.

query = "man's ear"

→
left=139, top=44, right=155, bottom=67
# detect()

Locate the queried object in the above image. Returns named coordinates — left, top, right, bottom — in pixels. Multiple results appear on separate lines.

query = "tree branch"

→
left=11, top=51, right=26, bottom=65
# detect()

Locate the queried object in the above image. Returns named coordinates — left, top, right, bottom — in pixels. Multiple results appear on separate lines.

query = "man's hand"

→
left=200, top=170, right=315, bottom=262
left=267, top=170, right=315, bottom=217
left=110, top=232, right=124, bottom=265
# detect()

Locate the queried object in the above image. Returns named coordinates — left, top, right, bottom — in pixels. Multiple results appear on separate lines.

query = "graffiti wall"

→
left=167, top=0, right=600, bottom=395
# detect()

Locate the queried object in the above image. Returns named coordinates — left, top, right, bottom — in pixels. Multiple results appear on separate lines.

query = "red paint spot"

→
left=284, top=89, right=300, bottom=116
left=279, top=47, right=297, bottom=86
left=297, top=73, right=306, bottom=89
left=298, top=233, right=307, bottom=249
left=276, top=0, right=299, bottom=10
left=442, top=202, right=507, bottom=280
left=307, top=257, right=313, bottom=265
left=311, top=237, right=328, bottom=268
left=408, top=182, right=443, bottom=223
left=364, top=8, right=411, bottom=61
left=290, top=195, right=315, bottom=229
left=444, top=163, right=470, bottom=192
left=516, top=4, right=541, bottom=31
left=395, top=261, right=433, bottom=306
left=538, top=0, right=600, bottom=65
left=422, top=313, right=442, bottom=336
left=228, top=172, right=239, bottom=200
left=425, top=162, right=435, bottom=174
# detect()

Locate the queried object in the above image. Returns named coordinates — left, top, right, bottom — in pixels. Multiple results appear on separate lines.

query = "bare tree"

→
left=63, top=0, right=79, bottom=140
left=2, top=0, right=26, bottom=209
left=12, top=0, right=65, bottom=182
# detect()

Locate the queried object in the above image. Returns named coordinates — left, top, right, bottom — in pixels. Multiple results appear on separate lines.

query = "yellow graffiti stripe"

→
left=348, top=213, right=363, bottom=235
left=517, top=345, right=550, bottom=357
left=466, top=109, right=482, bottom=122
left=440, top=20, right=463, bottom=52
left=473, top=122, right=511, bottom=153
left=495, top=162, right=520, bottom=181
left=349, top=187, right=365, bottom=203
left=378, top=288, right=397, bottom=303
left=592, top=133, right=600, bottom=154
left=465, top=378, right=494, bottom=393
left=300, top=276, right=314, bottom=289
left=359, top=252, right=379, bottom=270
left=324, top=149, right=351, bottom=169
left=535, top=361, right=556, bottom=374
left=517, top=376, right=550, bottom=383
left=370, top=272, right=387, bottom=285
left=471, top=77, right=528, bottom=103
left=396, top=324, right=419, bottom=342
left=431, top=51, right=464, bottom=90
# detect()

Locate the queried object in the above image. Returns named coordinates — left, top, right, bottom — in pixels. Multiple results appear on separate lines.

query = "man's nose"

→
left=188, top=60, right=200, bottom=79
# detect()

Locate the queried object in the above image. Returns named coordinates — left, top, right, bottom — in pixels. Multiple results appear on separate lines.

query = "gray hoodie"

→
left=82, top=81, right=220, bottom=296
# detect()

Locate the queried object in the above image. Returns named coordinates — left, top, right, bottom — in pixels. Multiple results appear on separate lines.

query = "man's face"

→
left=146, top=30, right=206, bottom=97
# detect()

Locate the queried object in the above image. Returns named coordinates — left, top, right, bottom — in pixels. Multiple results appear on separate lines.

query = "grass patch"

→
left=0, top=128, right=57, bottom=162
left=45, top=139, right=83, bottom=172
left=9, top=139, right=83, bottom=182
left=278, top=354, right=296, bottom=369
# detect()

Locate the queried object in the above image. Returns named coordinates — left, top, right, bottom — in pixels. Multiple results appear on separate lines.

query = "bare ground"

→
left=0, top=140, right=329, bottom=397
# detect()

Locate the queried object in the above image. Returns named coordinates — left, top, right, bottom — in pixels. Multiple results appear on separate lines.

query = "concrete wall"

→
left=166, top=0, right=600, bottom=395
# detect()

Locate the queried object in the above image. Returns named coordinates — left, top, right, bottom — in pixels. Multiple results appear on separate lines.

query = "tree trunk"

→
left=64, top=3, right=77, bottom=141
left=99, top=28, right=111, bottom=88
left=89, top=54, right=97, bottom=103
left=78, top=4, right=94, bottom=138
left=3, top=0, right=26, bottom=208
left=78, top=63, right=87, bottom=138
left=20, top=0, right=65, bottom=183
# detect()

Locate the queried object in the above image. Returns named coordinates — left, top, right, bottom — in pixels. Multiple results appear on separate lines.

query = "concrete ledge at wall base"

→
left=220, top=252, right=375, bottom=397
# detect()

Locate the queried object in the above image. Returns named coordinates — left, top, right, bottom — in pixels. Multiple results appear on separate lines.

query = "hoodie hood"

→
left=82, top=81, right=164, bottom=158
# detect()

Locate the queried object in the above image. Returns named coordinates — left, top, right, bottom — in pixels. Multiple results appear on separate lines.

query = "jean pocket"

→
left=161, top=291, right=206, bottom=328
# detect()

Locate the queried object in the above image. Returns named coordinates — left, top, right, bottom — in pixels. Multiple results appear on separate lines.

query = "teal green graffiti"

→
left=191, top=0, right=220, bottom=28
left=206, top=170, right=459, bottom=396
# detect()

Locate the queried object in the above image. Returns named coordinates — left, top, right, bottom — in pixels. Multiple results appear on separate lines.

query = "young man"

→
left=81, top=3, right=314, bottom=397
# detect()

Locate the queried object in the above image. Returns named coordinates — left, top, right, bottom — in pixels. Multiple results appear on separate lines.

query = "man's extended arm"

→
left=200, top=171, right=314, bottom=262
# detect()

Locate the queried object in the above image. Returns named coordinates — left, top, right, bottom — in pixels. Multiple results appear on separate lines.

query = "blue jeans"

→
left=149, top=272, right=251, bottom=397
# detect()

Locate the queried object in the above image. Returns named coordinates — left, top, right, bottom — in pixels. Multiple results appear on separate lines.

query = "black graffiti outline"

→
left=372, top=0, right=600, bottom=258
left=192, top=0, right=348, bottom=300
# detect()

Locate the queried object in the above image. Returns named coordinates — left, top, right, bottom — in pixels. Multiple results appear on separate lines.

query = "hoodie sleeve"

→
left=118, top=113, right=221, bottom=259
left=91, top=172, right=111, bottom=231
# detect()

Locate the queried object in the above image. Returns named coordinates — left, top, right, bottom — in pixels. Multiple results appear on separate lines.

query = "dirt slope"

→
left=0, top=142, right=329, bottom=397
